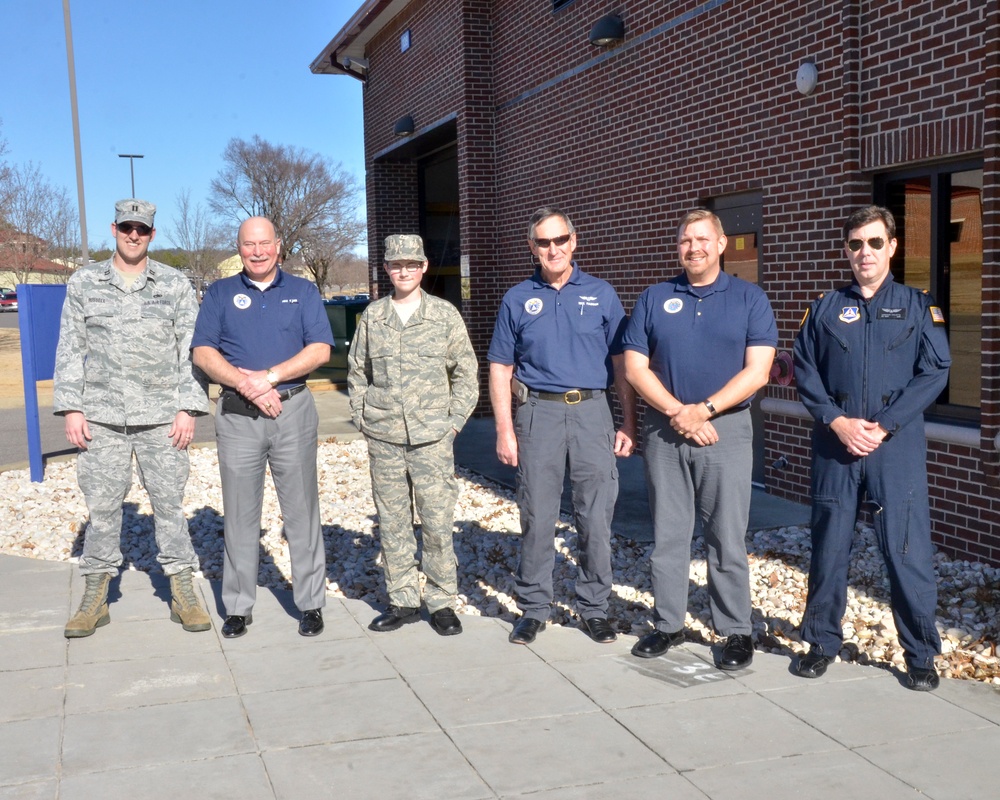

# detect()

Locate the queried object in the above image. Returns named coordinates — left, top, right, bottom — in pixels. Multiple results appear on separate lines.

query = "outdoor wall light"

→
left=394, top=115, right=415, bottom=137
left=796, top=61, right=819, bottom=95
left=345, top=56, right=368, bottom=75
left=589, top=14, right=624, bottom=47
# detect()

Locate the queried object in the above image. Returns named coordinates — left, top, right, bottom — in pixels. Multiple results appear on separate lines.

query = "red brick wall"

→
left=353, top=0, right=998, bottom=562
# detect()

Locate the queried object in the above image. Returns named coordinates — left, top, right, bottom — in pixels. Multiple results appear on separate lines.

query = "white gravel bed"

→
left=1, top=439, right=998, bottom=684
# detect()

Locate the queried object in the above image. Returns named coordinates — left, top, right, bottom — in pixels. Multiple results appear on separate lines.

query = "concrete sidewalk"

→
left=3, top=387, right=999, bottom=797
left=2, top=553, right=999, bottom=799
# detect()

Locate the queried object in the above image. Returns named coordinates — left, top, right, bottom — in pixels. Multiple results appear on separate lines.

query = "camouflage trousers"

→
left=366, top=432, right=459, bottom=612
left=76, top=422, right=198, bottom=577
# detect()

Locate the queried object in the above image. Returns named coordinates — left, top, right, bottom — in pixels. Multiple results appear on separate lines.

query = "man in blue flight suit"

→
left=793, top=205, right=951, bottom=691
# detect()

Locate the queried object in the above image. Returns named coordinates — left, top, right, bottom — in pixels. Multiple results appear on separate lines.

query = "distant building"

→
left=0, top=228, right=73, bottom=286
left=311, top=1, right=997, bottom=564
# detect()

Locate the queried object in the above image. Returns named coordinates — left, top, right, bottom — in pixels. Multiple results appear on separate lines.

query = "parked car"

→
left=0, top=291, right=17, bottom=312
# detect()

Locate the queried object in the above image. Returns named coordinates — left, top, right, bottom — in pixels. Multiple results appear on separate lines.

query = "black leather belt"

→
left=277, top=384, right=306, bottom=401
left=529, top=388, right=599, bottom=405
left=219, top=385, right=306, bottom=418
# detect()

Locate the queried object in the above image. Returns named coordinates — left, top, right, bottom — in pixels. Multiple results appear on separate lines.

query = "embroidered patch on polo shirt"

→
left=524, top=298, right=543, bottom=315
left=664, top=298, right=683, bottom=314
left=233, top=294, right=251, bottom=309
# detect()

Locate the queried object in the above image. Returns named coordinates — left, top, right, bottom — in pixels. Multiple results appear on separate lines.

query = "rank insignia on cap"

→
left=930, top=306, right=946, bottom=324
left=838, top=306, right=860, bottom=323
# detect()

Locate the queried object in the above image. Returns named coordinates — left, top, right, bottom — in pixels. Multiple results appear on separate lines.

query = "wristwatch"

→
left=703, top=399, right=718, bottom=417
left=266, top=369, right=280, bottom=387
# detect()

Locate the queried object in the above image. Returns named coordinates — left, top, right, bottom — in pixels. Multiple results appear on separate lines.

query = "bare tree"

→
left=297, top=217, right=367, bottom=295
left=166, top=188, right=227, bottom=295
left=0, top=162, right=78, bottom=283
left=208, top=135, right=365, bottom=282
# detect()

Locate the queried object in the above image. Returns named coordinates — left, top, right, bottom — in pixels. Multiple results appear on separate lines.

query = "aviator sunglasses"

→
left=117, top=222, right=152, bottom=236
left=531, top=233, right=573, bottom=248
left=846, top=236, right=887, bottom=252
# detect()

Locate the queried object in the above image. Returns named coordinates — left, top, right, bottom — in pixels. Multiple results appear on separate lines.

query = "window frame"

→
left=873, top=158, right=983, bottom=425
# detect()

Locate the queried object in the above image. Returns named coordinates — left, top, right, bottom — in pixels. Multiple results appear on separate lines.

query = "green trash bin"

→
left=324, top=298, right=370, bottom=372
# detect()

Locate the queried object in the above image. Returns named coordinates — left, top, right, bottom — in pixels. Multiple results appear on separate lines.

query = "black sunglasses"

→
left=117, top=222, right=152, bottom=236
left=531, top=233, right=573, bottom=248
left=846, top=237, right=886, bottom=252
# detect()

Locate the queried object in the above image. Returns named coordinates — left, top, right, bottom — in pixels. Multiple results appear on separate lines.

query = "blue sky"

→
left=0, top=0, right=365, bottom=253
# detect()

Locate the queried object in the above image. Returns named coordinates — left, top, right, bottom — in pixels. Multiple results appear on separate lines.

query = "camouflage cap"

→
left=115, top=198, right=156, bottom=227
left=384, top=234, right=426, bottom=263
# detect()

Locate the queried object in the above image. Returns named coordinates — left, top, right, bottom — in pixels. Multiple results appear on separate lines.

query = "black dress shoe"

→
left=299, top=609, right=324, bottom=637
left=631, top=629, right=684, bottom=658
left=795, top=650, right=832, bottom=679
left=907, top=667, right=940, bottom=692
left=580, top=617, right=617, bottom=644
left=221, top=614, right=252, bottom=639
left=369, top=605, right=420, bottom=632
left=509, top=617, right=545, bottom=645
left=430, top=608, right=463, bottom=636
left=719, top=634, right=754, bottom=670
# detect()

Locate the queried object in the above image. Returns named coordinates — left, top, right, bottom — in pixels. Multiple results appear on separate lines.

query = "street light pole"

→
left=118, top=153, right=144, bottom=197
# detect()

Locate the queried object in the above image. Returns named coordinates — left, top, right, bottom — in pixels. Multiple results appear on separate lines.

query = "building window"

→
left=875, top=162, right=983, bottom=422
left=553, top=0, right=576, bottom=10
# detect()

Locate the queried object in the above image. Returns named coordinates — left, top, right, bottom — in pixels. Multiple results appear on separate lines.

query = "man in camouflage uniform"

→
left=54, top=198, right=210, bottom=638
left=348, top=234, right=479, bottom=636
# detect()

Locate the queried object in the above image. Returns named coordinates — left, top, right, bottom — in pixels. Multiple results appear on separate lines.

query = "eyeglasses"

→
left=531, top=234, right=573, bottom=249
left=117, top=222, right=152, bottom=236
left=847, top=237, right=887, bottom=252
left=387, top=263, right=422, bottom=273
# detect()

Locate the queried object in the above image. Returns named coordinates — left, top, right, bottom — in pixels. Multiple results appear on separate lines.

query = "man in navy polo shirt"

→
left=623, top=209, right=776, bottom=670
left=192, top=216, right=333, bottom=639
left=488, top=206, right=636, bottom=646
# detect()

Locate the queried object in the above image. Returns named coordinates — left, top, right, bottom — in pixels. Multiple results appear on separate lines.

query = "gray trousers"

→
left=366, top=433, right=459, bottom=613
left=216, top=390, right=326, bottom=615
left=514, top=393, right=618, bottom=621
left=644, top=407, right=753, bottom=636
left=77, top=422, right=198, bottom=577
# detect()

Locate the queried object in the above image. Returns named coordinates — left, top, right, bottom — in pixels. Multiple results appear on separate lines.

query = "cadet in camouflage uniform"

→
left=348, top=234, right=479, bottom=636
left=54, top=199, right=211, bottom=638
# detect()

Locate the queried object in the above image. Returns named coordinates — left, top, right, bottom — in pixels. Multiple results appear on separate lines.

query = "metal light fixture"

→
left=344, top=56, right=368, bottom=75
left=796, top=61, right=818, bottom=95
left=394, top=115, right=415, bottom=137
left=589, top=14, right=624, bottom=47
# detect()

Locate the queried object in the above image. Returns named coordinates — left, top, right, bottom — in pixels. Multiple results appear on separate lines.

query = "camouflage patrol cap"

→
left=115, top=198, right=156, bottom=227
left=384, top=234, right=426, bottom=262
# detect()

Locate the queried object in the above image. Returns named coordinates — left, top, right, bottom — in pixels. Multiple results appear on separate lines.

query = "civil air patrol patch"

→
left=524, top=298, right=543, bottom=315
left=930, top=306, right=946, bottom=325
left=664, top=298, right=683, bottom=314
left=233, top=293, right=252, bottom=310
left=839, top=306, right=860, bottom=323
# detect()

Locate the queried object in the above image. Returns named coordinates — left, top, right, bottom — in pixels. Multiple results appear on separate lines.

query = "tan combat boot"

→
left=169, top=568, right=212, bottom=632
left=64, top=573, right=111, bottom=638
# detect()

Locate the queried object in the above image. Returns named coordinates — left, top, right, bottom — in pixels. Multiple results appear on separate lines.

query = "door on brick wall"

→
left=710, top=194, right=767, bottom=486
left=418, top=145, right=462, bottom=310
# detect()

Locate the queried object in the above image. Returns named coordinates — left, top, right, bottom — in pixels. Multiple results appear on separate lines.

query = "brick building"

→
left=311, top=1, right=999, bottom=563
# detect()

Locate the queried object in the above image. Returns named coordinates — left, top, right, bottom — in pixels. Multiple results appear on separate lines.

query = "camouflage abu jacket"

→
left=53, top=257, right=208, bottom=426
left=347, top=292, right=479, bottom=445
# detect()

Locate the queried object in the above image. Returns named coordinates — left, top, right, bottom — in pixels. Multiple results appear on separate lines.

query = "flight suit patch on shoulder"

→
left=929, top=306, right=946, bottom=325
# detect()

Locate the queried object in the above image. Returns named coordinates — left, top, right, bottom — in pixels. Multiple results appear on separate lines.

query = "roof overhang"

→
left=309, top=0, right=412, bottom=80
